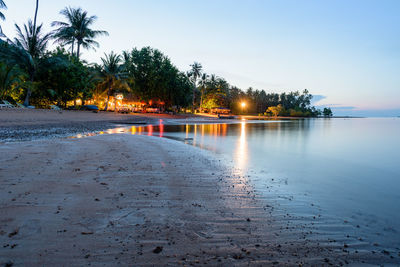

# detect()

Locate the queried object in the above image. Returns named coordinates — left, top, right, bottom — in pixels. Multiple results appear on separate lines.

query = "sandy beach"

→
left=0, top=110, right=396, bottom=266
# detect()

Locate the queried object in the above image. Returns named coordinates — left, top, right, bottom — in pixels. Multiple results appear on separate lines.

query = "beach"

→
left=0, top=111, right=396, bottom=266
left=1, top=0, right=398, bottom=264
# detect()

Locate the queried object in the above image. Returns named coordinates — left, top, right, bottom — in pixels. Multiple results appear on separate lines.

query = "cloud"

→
left=316, top=105, right=356, bottom=110
left=311, top=95, right=326, bottom=104
left=317, top=106, right=400, bottom=117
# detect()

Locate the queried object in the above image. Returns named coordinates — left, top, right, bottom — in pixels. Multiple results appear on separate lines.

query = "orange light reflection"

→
left=159, top=121, right=164, bottom=137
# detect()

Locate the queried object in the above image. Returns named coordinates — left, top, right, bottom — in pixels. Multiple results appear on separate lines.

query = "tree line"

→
left=0, top=0, right=332, bottom=116
left=188, top=63, right=332, bottom=117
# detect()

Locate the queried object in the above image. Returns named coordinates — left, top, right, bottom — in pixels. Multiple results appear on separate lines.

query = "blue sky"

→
left=1, top=0, right=399, bottom=116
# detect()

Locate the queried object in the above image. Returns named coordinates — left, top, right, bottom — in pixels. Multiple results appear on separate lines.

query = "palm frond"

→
left=0, top=0, right=6, bottom=9
left=52, top=6, right=108, bottom=58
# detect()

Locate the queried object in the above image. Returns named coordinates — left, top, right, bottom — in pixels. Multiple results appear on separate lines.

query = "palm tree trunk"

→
left=33, top=0, right=39, bottom=33
left=76, top=41, right=81, bottom=60
left=24, top=0, right=38, bottom=107
left=23, top=88, right=31, bottom=106
left=104, top=85, right=111, bottom=111
left=71, top=41, right=74, bottom=55
left=23, top=75, right=34, bottom=106
left=192, top=76, right=196, bottom=113
left=200, top=88, right=204, bottom=112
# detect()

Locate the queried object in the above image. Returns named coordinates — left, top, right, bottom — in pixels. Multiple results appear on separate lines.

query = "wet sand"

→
left=0, top=133, right=394, bottom=266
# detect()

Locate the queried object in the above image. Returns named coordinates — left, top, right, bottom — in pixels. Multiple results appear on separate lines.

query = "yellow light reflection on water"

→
left=234, top=121, right=248, bottom=174
left=199, top=124, right=205, bottom=149
left=131, top=126, right=137, bottom=135
left=193, top=124, right=197, bottom=146
left=185, top=124, right=189, bottom=139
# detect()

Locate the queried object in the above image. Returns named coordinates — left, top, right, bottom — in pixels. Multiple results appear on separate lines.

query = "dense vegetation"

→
left=0, top=0, right=332, bottom=116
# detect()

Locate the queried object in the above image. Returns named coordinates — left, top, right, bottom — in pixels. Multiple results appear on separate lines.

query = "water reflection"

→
left=106, top=127, right=126, bottom=134
left=234, top=122, right=248, bottom=174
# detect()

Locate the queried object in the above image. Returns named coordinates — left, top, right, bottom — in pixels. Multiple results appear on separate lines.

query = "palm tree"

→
left=97, top=52, right=128, bottom=111
left=11, top=20, right=51, bottom=105
left=14, top=21, right=51, bottom=59
left=198, top=73, right=208, bottom=111
left=0, top=0, right=7, bottom=36
left=75, top=10, right=109, bottom=60
left=121, top=50, right=131, bottom=68
left=0, top=0, right=6, bottom=20
left=0, top=62, right=23, bottom=99
left=190, top=61, right=202, bottom=112
left=51, top=7, right=79, bottom=54
left=52, top=7, right=108, bottom=60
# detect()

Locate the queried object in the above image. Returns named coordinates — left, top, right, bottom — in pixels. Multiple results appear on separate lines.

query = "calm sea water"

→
left=108, top=118, right=400, bottom=250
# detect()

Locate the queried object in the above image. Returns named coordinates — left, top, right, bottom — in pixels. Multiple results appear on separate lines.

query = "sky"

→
left=1, top=0, right=399, bottom=116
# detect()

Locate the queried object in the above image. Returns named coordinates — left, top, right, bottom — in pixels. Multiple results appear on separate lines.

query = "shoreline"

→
left=0, top=109, right=233, bottom=142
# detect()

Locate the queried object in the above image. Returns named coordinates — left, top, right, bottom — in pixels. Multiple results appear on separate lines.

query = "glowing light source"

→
left=241, top=102, right=246, bottom=108
left=116, top=94, right=124, bottom=100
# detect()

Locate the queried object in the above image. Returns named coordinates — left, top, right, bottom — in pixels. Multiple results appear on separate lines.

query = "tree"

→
left=0, top=0, right=52, bottom=106
left=8, top=20, right=51, bottom=106
left=202, top=91, right=227, bottom=110
left=97, top=51, right=127, bottom=111
left=0, top=61, right=23, bottom=99
left=0, top=0, right=7, bottom=37
left=123, top=47, right=191, bottom=108
left=323, top=107, right=333, bottom=117
left=266, top=104, right=286, bottom=117
left=198, top=73, right=208, bottom=111
left=51, top=7, right=80, bottom=54
left=52, top=7, right=108, bottom=59
left=189, top=62, right=202, bottom=112
left=35, top=48, right=94, bottom=107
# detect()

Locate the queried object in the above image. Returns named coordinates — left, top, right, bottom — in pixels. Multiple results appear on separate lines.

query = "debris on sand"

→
left=8, top=229, right=19, bottom=238
left=153, top=246, right=163, bottom=254
left=81, top=231, right=94, bottom=235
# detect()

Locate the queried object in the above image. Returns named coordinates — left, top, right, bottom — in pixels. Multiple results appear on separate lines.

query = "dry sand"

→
left=0, top=133, right=393, bottom=266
